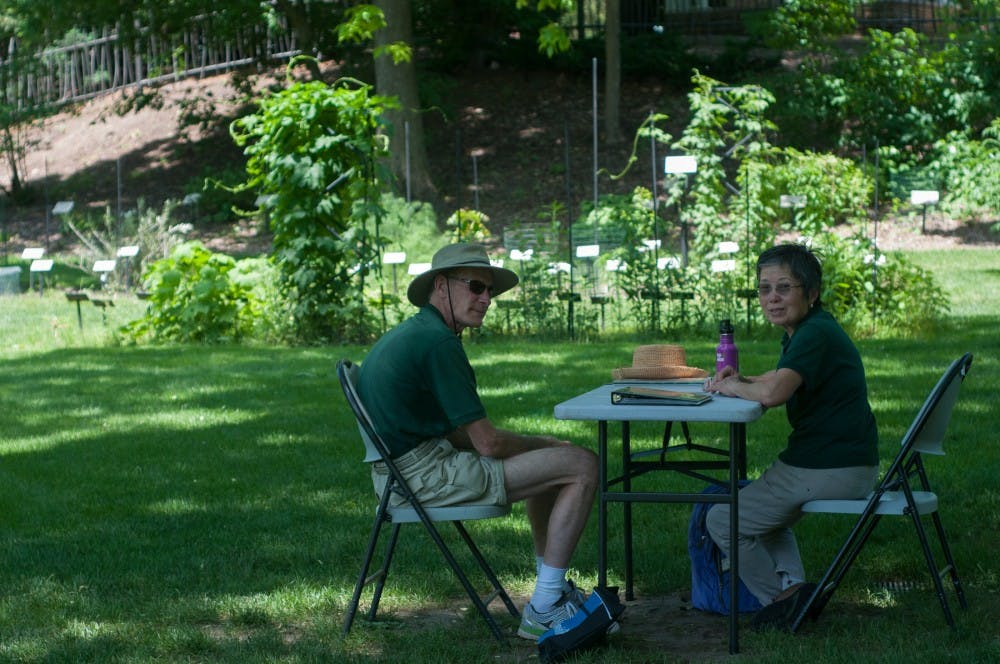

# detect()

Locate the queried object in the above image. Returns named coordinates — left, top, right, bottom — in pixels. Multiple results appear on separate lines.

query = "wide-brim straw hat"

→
left=612, top=344, right=709, bottom=380
left=407, top=243, right=519, bottom=307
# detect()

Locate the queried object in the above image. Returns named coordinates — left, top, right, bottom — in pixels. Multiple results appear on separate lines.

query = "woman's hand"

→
left=705, top=374, right=745, bottom=397
left=703, top=366, right=740, bottom=392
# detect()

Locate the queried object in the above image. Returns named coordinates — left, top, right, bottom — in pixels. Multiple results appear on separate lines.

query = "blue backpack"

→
left=688, top=482, right=762, bottom=615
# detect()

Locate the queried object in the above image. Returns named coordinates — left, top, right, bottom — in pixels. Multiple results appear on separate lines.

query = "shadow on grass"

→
left=1, top=325, right=996, bottom=660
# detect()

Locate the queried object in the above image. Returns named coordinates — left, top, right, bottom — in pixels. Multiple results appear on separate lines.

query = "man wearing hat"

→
left=357, top=243, right=599, bottom=640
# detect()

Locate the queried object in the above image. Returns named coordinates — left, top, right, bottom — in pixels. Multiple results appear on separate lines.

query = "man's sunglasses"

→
left=448, top=276, right=495, bottom=296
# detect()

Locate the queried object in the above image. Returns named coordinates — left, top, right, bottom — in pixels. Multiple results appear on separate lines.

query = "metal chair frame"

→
left=337, top=359, right=519, bottom=642
left=790, top=352, right=974, bottom=632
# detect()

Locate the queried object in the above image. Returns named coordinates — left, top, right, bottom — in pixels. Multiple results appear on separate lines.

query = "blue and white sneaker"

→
left=517, top=592, right=581, bottom=641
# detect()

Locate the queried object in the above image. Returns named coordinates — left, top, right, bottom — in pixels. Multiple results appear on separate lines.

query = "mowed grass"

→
left=0, top=248, right=998, bottom=662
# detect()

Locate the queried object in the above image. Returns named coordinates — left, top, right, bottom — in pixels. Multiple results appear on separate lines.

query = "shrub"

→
left=122, top=241, right=279, bottom=344
left=759, top=149, right=870, bottom=237
left=229, top=60, right=395, bottom=343
left=805, top=233, right=947, bottom=337
left=925, top=121, right=1000, bottom=223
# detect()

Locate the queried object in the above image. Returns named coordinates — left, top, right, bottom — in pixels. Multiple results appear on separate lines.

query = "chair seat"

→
left=801, top=490, right=938, bottom=515
left=388, top=503, right=511, bottom=523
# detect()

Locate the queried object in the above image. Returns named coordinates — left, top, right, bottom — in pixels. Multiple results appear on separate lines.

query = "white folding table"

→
left=554, top=382, right=764, bottom=654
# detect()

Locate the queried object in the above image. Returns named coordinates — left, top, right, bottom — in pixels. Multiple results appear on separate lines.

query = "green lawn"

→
left=1, top=248, right=998, bottom=662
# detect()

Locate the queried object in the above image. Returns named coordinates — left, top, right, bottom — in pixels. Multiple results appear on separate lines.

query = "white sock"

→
left=530, top=563, right=567, bottom=613
left=537, top=555, right=576, bottom=595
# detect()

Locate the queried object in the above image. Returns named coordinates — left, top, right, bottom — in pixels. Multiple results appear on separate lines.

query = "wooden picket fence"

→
left=1, top=14, right=301, bottom=112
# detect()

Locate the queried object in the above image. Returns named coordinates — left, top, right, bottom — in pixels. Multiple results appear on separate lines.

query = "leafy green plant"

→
left=446, top=208, right=491, bottom=243
left=925, top=121, right=1000, bottom=224
left=500, top=255, right=565, bottom=337
left=763, top=0, right=855, bottom=51
left=122, top=241, right=277, bottom=344
left=229, top=57, right=396, bottom=343
left=758, top=148, right=871, bottom=237
left=491, top=203, right=569, bottom=337
left=189, top=165, right=257, bottom=226
left=672, top=73, right=776, bottom=263
left=596, top=187, right=668, bottom=332
left=806, top=233, right=947, bottom=336
left=835, top=28, right=988, bottom=157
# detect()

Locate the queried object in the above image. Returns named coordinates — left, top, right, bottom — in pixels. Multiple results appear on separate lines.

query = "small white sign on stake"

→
left=93, top=260, right=117, bottom=273
left=780, top=195, right=806, bottom=209
left=910, top=190, right=939, bottom=205
left=664, top=155, right=698, bottom=174
left=576, top=244, right=600, bottom=258
left=407, top=262, right=431, bottom=276
left=117, top=245, right=140, bottom=258
left=658, top=256, right=680, bottom=270
left=718, top=241, right=739, bottom=254
left=382, top=251, right=406, bottom=265
left=548, top=262, right=571, bottom=274
left=711, top=259, right=737, bottom=273
left=22, top=247, right=45, bottom=260
left=52, top=201, right=74, bottom=215
left=30, top=259, right=54, bottom=272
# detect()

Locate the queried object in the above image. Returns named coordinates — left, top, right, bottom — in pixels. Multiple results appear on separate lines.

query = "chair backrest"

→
left=337, top=359, right=388, bottom=463
left=899, top=352, right=973, bottom=457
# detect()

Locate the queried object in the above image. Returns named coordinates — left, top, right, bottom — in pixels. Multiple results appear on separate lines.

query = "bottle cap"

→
left=719, top=319, right=734, bottom=334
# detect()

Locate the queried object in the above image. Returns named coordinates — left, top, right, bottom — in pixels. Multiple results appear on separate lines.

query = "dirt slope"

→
left=5, top=63, right=995, bottom=258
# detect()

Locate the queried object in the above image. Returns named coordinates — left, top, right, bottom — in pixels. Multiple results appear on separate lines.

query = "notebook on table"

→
left=610, top=386, right=713, bottom=406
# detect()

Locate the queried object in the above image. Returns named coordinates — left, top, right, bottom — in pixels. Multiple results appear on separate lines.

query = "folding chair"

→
left=790, top=352, right=973, bottom=632
left=337, top=359, right=520, bottom=641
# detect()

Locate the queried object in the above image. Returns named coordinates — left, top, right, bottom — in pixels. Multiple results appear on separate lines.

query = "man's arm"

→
left=448, top=417, right=569, bottom=459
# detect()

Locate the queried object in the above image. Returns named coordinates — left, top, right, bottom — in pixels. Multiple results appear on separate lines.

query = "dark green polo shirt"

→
left=776, top=306, right=879, bottom=469
left=357, top=306, right=487, bottom=458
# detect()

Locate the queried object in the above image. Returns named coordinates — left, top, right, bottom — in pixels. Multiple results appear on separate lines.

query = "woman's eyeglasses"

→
left=757, top=283, right=803, bottom=297
left=449, top=276, right=494, bottom=296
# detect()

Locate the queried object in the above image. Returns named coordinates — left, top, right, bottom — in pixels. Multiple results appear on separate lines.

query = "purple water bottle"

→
left=715, top=319, right=739, bottom=374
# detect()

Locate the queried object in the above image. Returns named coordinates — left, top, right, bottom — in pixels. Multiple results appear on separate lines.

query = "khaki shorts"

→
left=371, top=438, right=507, bottom=508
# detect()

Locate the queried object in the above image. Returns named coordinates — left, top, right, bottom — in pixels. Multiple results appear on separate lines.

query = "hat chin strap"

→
left=444, top=278, right=461, bottom=336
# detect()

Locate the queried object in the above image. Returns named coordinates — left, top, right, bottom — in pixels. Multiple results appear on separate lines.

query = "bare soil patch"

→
left=384, top=590, right=736, bottom=662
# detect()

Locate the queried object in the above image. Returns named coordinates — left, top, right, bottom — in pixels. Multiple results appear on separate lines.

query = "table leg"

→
left=622, top=421, right=634, bottom=601
left=728, top=422, right=742, bottom=654
left=598, top=420, right=608, bottom=589
left=737, top=421, right=748, bottom=480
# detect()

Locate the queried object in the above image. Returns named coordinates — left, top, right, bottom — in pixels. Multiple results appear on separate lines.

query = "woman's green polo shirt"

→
left=776, top=306, right=879, bottom=469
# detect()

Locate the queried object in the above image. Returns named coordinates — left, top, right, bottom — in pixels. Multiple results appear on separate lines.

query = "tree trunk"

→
left=604, top=0, right=624, bottom=145
left=2, top=126, right=23, bottom=196
left=374, top=0, right=437, bottom=205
